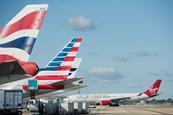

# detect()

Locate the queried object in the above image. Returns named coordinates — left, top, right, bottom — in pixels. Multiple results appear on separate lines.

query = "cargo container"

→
left=82, top=102, right=90, bottom=114
left=59, top=101, right=74, bottom=114
left=0, top=90, right=23, bottom=114
left=74, top=102, right=90, bottom=114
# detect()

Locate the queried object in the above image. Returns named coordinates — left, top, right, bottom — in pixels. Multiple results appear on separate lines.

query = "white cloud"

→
left=132, top=50, right=159, bottom=57
left=89, top=67, right=115, bottom=74
left=67, top=16, right=95, bottom=31
left=114, top=56, right=132, bottom=62
left=87, top=67, right=125, bottom=83
left=148, top=70, right=172, bottom=78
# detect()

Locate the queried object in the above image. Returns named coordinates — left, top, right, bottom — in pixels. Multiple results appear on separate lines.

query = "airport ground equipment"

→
left=82, top=102, right=90, bottom=114
left=73, top=102, right=90, bottom=114
left=59, top=101, right=90, bottom=114
left=26, top=98, right=90, bottom=114
left=0, top=90, right=23, bottom=114
left=27, top=99, right=38, bottom=112
left=59, top=101, right=74, bottom=114
left=44, top=101, right=59, bottom=114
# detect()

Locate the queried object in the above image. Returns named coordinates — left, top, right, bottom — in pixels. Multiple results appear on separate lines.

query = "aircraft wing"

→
left=34, top=84, right=87, bottom=99
left=23, top=78, right=86, bottom=99
left=63, top=84, right=87, bottom=91
left=51, top=78, right=83, bottom=87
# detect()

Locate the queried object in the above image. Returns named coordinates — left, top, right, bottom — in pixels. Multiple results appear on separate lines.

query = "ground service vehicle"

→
left=0, top=90, right=23, bottom=114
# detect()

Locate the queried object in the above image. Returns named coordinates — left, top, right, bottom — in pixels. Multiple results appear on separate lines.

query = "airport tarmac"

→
left=89, top=105, right=173, bottom=115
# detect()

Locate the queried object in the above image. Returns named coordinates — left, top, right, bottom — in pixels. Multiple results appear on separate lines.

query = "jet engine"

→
left=99, top=100, right=112, bottom=105
left=19, top=62, right=39, bottom=76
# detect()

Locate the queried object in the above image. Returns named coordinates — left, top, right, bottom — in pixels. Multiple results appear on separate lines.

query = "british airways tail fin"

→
left=0, top=4, right=48, bottom=62
left=144, top=79, right=162, bottom=97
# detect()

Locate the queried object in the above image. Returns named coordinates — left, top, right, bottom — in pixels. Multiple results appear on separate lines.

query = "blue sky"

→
left=0, top=0, right=173, bottom=99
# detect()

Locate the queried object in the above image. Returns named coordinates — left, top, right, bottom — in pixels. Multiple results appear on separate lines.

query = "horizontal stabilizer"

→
left=51, top=78, right=82, bottom=86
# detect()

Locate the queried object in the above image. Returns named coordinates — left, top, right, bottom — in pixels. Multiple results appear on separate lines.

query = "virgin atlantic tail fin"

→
left=144, top=79, right=162, bottom=97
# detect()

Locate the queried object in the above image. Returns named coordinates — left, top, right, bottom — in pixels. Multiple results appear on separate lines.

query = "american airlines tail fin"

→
left=40, top=38, right=82, bottom=71
left=35, top=38, right=82, bottom=80
left=144, top=79, right=162, bottom=97
left=0, top=4, right=48, bottom=61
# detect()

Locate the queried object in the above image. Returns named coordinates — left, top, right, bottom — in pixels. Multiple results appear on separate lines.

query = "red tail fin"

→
left=144, top=79, right=162, bottom=97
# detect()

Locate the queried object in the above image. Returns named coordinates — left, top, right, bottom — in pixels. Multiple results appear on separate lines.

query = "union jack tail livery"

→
left=144, top=79, right=162, bottom=97
left=0, top=4, right=48, bottom=62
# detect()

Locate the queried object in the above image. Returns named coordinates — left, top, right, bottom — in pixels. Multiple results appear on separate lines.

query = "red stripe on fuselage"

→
left=38, top=84, right=64, bottom=90
left=23, top=84, right=65, bottom=90
left=0, top=11, right=46, bottom=38
left=35, top=76, right=68, bottom=80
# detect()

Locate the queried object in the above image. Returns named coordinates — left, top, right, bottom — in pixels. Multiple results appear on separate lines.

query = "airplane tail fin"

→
left=36, top=38, right=82, bottom=80
left=0, top=4, right=48, bottom=61
left=43, top=38, right=82, bottom=70
left=144, top=79, right=162, bottom=97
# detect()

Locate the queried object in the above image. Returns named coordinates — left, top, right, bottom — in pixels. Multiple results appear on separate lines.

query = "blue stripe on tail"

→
left=0, top=37, right=36, bottom=54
